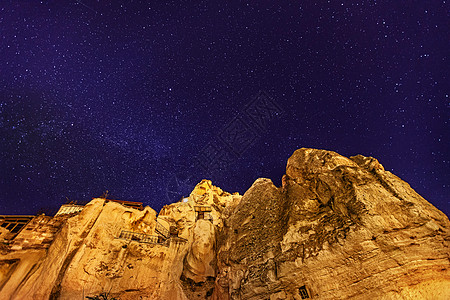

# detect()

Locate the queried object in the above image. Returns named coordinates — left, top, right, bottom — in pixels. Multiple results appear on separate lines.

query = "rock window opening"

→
left=194, top=206, right=213, bottom=222
left=299, top=285, right=309, bottom=299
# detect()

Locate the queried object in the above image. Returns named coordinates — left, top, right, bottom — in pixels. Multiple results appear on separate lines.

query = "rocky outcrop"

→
left=0, top=179, right=242, bottom=300
left=0, top=148, right=448, bottom=299
left=183, top=219, right=216, bottom=282
left=213, top=148, right=450, bottom=299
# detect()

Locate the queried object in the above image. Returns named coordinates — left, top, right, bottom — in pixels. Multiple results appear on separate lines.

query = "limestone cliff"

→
left=0, top=148, right=448, bottom=299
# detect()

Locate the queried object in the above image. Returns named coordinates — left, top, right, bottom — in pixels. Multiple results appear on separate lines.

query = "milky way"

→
left=0, top=1, right=448, bottom=216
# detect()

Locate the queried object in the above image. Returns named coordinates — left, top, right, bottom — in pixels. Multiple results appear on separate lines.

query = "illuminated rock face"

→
left=0, top=180, right=241, bottom=300
left=0, top=148, right=449, bottom=300
left=213, top=149, right=450, bottom=300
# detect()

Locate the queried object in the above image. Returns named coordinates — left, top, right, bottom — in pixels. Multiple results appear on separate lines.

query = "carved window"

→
left=299, top=285, right=309, bottom=299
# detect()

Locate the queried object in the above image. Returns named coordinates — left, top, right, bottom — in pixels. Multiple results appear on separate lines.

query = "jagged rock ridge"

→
left=0, top=148, right=448, bottom=299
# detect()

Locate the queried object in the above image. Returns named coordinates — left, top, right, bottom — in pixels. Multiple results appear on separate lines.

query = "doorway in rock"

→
left=299, top=285, right=309, bottom=299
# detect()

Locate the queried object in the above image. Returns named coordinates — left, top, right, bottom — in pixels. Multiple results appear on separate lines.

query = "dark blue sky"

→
left=0, top=1, right=448, bottom=216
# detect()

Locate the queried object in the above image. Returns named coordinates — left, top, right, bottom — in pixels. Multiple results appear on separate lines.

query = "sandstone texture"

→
left=0, top=148, right=449, bottom=299
left=214, top=149, right=449, bottom=299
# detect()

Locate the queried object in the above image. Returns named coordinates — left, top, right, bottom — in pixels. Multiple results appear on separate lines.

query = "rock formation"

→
left=0, top=148, right=448, bottom=299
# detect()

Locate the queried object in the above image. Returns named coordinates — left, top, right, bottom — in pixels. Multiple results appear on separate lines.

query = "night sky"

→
left=0, top=1, right=448, bottom=217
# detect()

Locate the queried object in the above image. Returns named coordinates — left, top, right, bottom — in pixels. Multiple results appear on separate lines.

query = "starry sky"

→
left=0, top=1, right=448, bottom=217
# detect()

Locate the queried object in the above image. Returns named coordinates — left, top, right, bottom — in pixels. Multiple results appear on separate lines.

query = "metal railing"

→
left=118, top=230, right=166, bottom=245
left=155, top=221, right=169, bottom=239
left=170, top=236, right=188, bottom=244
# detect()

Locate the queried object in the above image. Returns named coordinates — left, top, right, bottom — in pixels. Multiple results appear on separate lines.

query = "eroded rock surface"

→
left=0, top=148, right=448, bottom=299
left=214, top=148, right=450, bottom=300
